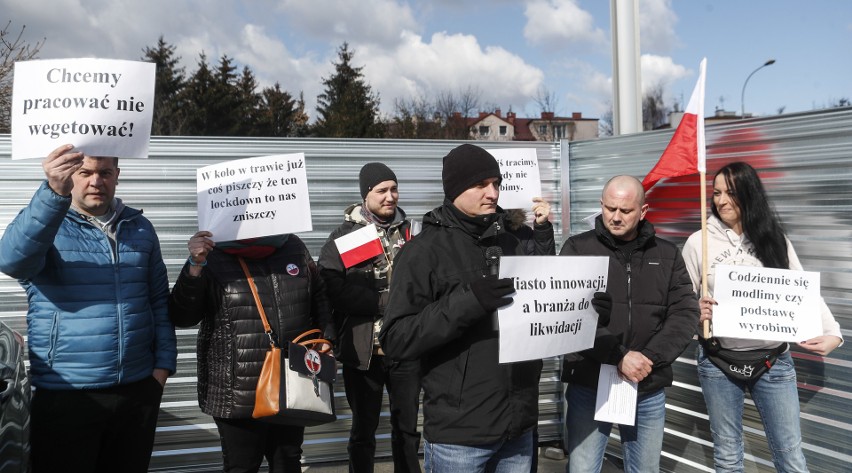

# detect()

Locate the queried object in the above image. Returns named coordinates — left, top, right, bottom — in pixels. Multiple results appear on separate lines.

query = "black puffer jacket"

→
left=505, top=208, right=556, bottom=256
left=379, top=203, right=542, bottom=445
left=559, top=217, right=698, bottom=393
left=318, top=204, right=414, bottom=370
left=169, top=237, right=332, bottom=419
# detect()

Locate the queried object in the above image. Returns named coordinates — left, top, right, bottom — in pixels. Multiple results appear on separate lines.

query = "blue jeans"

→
left=697, top=345, right=808, bottom=472
left=423, top=430, right=532, bottom=473
left=564, top=384, right=665, bottom=473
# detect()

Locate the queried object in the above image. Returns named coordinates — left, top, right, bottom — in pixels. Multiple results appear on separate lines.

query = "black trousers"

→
left=30, top=375, right=164, bottom=473
left=214, top=417, right=305, bottom=473
left=343, top=356, right=422, bottom=473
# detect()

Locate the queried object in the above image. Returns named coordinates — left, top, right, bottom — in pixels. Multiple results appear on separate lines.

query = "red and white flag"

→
left=642, top=58, right=707, bottom=191
left=334, top=224, right=384, bottom=268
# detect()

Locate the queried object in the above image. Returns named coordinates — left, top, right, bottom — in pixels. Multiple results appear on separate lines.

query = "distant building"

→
left=667, top=108, right=750, bottom=128
left=467, top=109, right=599, bottom=142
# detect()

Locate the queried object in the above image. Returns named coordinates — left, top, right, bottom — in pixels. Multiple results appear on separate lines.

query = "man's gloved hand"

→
left=470, top=276, right=515, bottom=313
left=592, top=291, right=612, bottom=326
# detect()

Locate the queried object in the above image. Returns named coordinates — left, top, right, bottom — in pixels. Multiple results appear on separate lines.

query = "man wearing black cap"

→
left=379, top=144, right=543, bottom=472
left=319, top=163, right=422, bottom=473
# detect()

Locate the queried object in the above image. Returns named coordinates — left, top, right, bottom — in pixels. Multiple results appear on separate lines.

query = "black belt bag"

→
left=700, top=337, right=788, bottom=382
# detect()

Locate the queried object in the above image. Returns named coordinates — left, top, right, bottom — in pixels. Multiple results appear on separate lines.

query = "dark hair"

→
left=711, top=162, right=789, bottom=269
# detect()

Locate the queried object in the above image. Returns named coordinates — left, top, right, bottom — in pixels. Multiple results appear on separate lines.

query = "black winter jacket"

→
left=318, top=204, right=415, bottom=370
left=169, top=238, right=332, bottom=419
left=379, top=203, right=542, bottom=445
left=559, top=217, right=698, bottom=393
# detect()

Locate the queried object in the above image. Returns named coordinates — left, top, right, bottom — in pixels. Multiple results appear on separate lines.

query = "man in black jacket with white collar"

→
left=319, top=163, right=421, bottom=473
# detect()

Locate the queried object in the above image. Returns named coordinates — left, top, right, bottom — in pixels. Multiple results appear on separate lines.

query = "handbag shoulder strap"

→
left=237, top=256, right=276, bottom=346
left=238, top=257, right=330, bottom=354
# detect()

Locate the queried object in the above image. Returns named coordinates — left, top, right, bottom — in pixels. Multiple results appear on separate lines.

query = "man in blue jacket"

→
left=0, top=144, right=177, bottom=473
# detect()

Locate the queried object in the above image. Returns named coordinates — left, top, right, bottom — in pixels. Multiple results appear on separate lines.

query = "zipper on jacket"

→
left=112, top=218, right=130, bottom=383
left=624, top=252, right=633, bottom=348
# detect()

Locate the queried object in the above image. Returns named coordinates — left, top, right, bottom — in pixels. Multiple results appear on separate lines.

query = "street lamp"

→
left=740, top=59, right=776, bottom=119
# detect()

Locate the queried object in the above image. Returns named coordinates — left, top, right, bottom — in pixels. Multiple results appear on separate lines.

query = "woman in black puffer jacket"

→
left=169, top=231, right=333, bottom=473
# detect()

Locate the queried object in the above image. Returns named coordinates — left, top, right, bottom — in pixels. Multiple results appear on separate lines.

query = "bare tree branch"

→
left=1, top=21, right=45, bottom=132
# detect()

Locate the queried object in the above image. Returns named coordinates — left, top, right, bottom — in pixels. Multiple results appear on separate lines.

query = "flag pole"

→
left=700, top=170, right=710, bottom=339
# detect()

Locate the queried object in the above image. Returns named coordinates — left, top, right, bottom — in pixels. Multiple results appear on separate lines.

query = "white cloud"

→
left=355, top=31, right=545, bottom=116
left=523, top=0, right=607, bottom=48
left=4, top=0, right=579, bottom=119
left=277, top=0, right=419, bottom=48
left=638, top=0, right=680, bottom=53
left=640, top=54, right=690, bottom=93
left=231, top=25, right=330, bottom=114
left=563, top=61, right=612, bottom=116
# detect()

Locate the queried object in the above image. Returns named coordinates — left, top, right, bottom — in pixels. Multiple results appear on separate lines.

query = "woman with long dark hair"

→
left=682, top=162, right=843, bottom=472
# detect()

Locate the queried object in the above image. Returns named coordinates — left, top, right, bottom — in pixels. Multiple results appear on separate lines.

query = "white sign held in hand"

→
left=12, top=58, right=155, bottom=160
left=486, top=148, right=542, bottom=210
left=497, top=255, right=608, bottom=363
left=197, top=154, right=312, bottom=242
left=712, top=264, right=822, bottom=342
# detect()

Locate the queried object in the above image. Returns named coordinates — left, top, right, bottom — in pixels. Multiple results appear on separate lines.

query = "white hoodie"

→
left=682, top=215, right=842, bottom=351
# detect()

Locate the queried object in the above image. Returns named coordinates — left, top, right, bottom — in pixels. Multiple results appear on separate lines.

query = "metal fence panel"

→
left=0, top=136, right=563, bottom=470
left=564, top=108, right=852, bottom=473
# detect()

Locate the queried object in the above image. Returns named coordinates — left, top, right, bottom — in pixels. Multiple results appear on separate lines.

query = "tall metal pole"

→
left=740, top=59, right=776, bottom=119
left=610, top=0, right=642, bottom=135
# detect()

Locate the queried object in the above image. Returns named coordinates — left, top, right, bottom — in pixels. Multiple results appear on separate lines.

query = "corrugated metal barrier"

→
left=2, top=107, right=849, bottom=471
left=0, top=137, right=564, bottom=471
left=564, top=107, right=852, bottom=472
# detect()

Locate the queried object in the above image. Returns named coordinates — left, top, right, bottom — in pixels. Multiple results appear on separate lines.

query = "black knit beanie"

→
left=442, top=144, right=501, bottom=202
left=359, top=163, right=397, bottom=198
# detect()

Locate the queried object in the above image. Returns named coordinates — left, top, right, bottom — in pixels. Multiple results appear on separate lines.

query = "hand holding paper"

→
left=470, top=276, right=514, bottom=313
left=591, top=291, right=612, bottom=326
left=798, top=335, right=843, bottom=357
left=43, top=144, right=83, bottom=196
left=618, top=351, right=653, bottom=383
left=532, top=197, right=550, bottom=224
left=699, top=295, right=717, bottom=324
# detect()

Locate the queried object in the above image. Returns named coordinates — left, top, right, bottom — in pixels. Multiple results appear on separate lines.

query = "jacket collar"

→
left=69, top=198, right=136, bottom=226
left=594, top=215, right=655, bottom=251
left=343, top=203, right=407, bottom=230
left=424, top=200, right=505, bottom=243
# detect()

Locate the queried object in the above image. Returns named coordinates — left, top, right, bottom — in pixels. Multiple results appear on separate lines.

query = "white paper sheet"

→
left=594, top=364, right=637, bottom=426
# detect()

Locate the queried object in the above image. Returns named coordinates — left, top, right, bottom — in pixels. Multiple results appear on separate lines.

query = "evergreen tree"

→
left=257, top=82, right=297, bottom=137
left=291, top=92, right=311, bottom=137
left=234, top=66, right=261, bottom=135
left=314, top=43, right=383, bottom=138
left=208, top=55, right=241, bottom=135
left=180, top=52, right=215, bottom=135
left=141, top=36, right=186, bottom=135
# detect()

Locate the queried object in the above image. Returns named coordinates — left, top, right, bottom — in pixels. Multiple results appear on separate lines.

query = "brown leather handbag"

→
left=238, top=257, right=336, bottom=426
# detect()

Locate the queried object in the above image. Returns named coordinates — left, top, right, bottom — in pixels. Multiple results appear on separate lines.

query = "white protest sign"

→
left=486, top=148, right=542, bottom=210
left=197, top=154, right=312, bottom=242
left=498, top=255, right=608, bottom=363
left=712, top=264, right=822, bottom=342
left=12, top=58, right=155, bottom=160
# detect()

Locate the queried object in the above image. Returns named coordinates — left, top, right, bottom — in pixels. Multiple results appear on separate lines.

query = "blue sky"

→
left=4, top=0, right=850, bottom=123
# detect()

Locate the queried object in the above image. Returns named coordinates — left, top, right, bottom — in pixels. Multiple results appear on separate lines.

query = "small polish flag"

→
left=642, top=58, right=707, bottom=191
left=334, top=224, right=384, bottom=268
